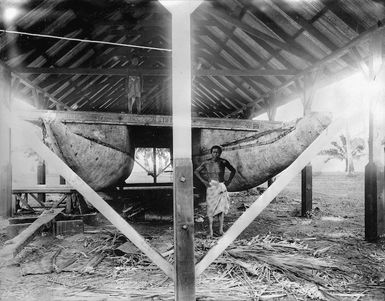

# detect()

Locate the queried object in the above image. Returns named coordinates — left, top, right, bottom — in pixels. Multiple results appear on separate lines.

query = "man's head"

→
left=210, top=145, right=222, bottom=160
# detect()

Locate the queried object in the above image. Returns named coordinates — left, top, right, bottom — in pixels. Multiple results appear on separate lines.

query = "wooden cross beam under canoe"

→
left=15, top=109, right=280, bottom=131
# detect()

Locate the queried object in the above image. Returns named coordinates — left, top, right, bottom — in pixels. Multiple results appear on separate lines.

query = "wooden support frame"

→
left=195, top=117, right=344, bottom=276
left=0, top=61, right=70, bottom=110
left=364, top=31, right=385, bottom=241
left=160, top=1, right=202, bottom=299
left=37, top=161, right=46, bottom=204
left=16, top=109, right=280, bottom=132
left=0, top=208, right=64, bottom=260
left=10, top=116, right=174, bottom=279
left=0, top=64, right=12, bottom=218
left=299, top=69, right=321, bottom=216
left=301, top=164, right=313, bottom=217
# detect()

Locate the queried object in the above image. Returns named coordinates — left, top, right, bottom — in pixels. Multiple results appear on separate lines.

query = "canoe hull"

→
left=192, top=112, right=332, bottom=192
left=44, top=121, right=135, bottom=191
left=43, top=112, right=331, bottom=193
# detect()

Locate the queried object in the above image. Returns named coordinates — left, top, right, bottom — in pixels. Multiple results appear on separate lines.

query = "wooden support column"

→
left=37, top=161, right=46, bottom=204
left=364, top=31, right=385, bottom=241
left=300, top=70, right=320, bottom=217
left=59, top=176, right=66, bottom=185
left=153, top=148, right=157, bottom=184
left=0, top=65, right=12, bottom=218
left=301, top=164, right=312, bottom=216
left=160, top=1, right=201, bottom=300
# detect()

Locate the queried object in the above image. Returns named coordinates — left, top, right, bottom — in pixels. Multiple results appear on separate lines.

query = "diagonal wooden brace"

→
left=11, top=117, right=174, bottom=279
left=195, top=117, right=345, bottom=276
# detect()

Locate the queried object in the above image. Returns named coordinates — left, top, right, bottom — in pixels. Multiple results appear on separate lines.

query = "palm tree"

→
left=320, top=134, right=366, bottom=175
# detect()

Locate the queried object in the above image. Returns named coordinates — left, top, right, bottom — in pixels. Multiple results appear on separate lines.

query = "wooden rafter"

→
left=195, top=20, right=296, bottom=83
left=0, top=61, right=70, bottom=110
left=199, top=2, right=314, bottom=63
left=196, top=46, right=265, bottom=102
left=15, top=67, right=297, bottom=77
left=321, top=0, right=366, bottom=34
left=227, top=21, right=385, bottom=118
left=201, top=19, right=299, bottom=72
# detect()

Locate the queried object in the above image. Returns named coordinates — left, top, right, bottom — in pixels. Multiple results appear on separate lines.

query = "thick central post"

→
left=160, top=1, right=201, bottom=300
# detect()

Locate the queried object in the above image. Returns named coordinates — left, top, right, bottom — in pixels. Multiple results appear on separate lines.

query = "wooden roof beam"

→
left=226, top=21, right=385, bottom=118
left=196, top=20, right=298, bottom=71
left=243, top=3, right=318, bottom=63
left=321, top=0, right=366, bottom=34
left=270, top=0, right=358, bottom=69
left=270, top=0, right=338, bottom=52
left=195, top=38, right=272, bottom=94
left=199, top=2, right=314, bottom=63
left=14, top=67, right=297, bottom=76
left=195, top=23, right=296, bottom=81
left=0, top=61, right=71, bottom=110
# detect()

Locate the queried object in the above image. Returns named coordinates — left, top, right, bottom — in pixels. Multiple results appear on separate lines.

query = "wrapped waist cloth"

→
left=206, top=180, right=230, bottom=217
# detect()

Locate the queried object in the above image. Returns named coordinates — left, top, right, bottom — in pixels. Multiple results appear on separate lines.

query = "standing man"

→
left=194, top=145, right=236, bottom=237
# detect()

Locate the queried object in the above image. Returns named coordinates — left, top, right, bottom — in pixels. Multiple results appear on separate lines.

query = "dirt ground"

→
left=1, top=172, right=385, bottom=300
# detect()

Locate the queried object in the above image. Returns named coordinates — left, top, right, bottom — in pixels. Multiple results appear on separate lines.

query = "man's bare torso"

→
left=203, top=158, right=229, bottom=183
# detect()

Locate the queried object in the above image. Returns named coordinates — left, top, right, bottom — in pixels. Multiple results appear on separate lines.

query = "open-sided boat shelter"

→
left=0, top=0, right=384, bottom=299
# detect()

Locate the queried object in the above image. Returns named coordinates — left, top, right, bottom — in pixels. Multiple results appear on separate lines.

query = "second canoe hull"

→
left=192, top=112, right=332, bottom=192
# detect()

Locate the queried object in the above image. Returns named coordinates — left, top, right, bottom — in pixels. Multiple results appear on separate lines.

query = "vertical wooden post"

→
left=37, top=161, right=46, bottom=204
left=301, top=164, right=312, bottom=216
left=0, top=65, right=12, bottom=217
left=59, top=176, right=66, bottom=185
left=364, top=31, right=384, bottom=241
left=153, top=148, right=157, bottom=184
left=160, top=1, right=202, bottom=299
left=300, top=70, right=320, bottom=217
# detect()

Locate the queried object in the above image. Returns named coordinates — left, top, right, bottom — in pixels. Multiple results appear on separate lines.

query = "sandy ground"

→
left=1, top=172, right=385, bottom=300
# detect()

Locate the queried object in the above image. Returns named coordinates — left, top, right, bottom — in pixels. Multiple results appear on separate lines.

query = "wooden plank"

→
left=37, top=161, right=46, bottom=204
left=12, top=187, right=75, bottom=193
left=0, top=208, right=64, bottom=259
left=121, top=185, right=173, bottom=191
left=10, top=117, right=174, bottom=279
left=301, top=164, right=312, bottom=217
left=173, top=159, right=195, bottom=300
left=0, top=64, right=12, bottom=218
left=195, top=117, right=344, bottom=276
left=15, top=109, right=281, bottom=131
